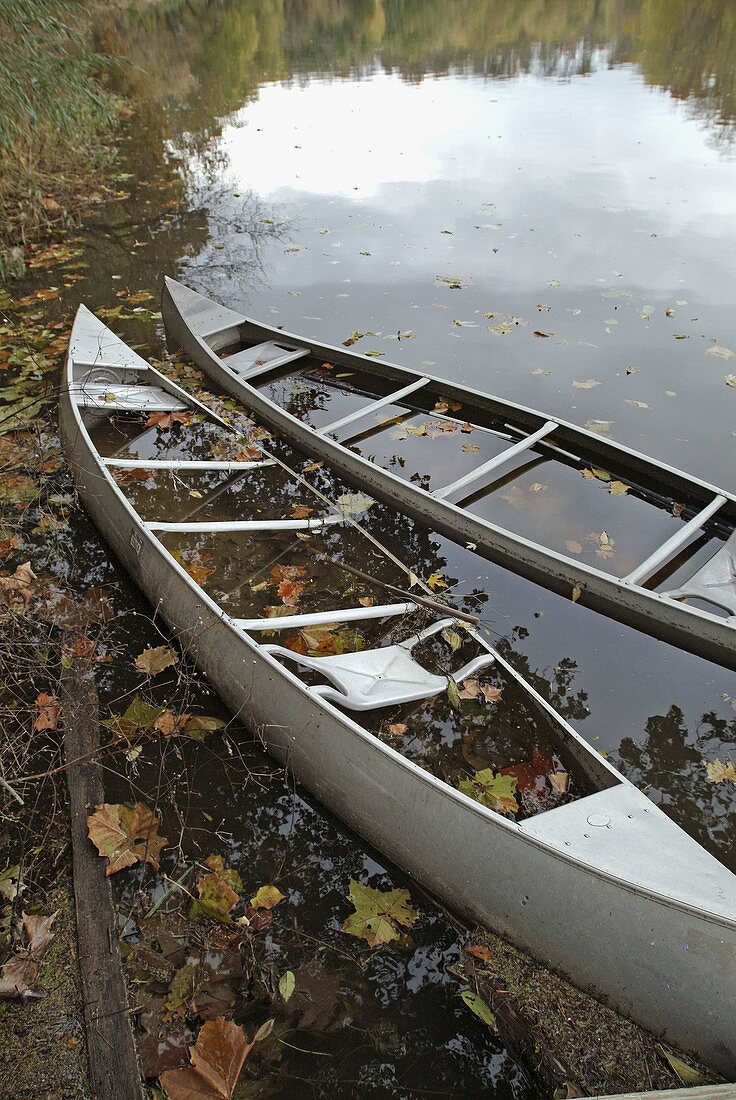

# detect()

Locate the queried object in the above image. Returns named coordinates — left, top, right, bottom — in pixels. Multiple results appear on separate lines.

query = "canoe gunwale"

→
left=161, top=279, right=736, bottom=667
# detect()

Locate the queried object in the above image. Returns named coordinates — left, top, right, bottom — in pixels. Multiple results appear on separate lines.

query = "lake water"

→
left=39, top=0, right=736, bottom=1093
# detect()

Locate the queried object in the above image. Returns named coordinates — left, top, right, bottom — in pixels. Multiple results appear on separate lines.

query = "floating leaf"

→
left=87, top=802, right=168, bottom=876
left=159, top=1016, right=255, bottom=1100
left=705, top=759, right=736, bottom=785
left=250, top=885, right=285, bottom=910
left=279, top=971, right=296, bottom=1002
left=447, top=678, right=461, bottom=710
left=572, top=379, right=601, bottom=389
left=0, top=561, right=37, bottom=607
left=303, top=460, right=323, bottom=473
left=442, top=627, right=462, bottom=652
left=458, top=770, right=518, bottom=814
left=135, top=645, right=178, bottom=676
left=426, top=573, right=448, bottom=590
left=291, top=505, right=312, bottom=519
left=581, top=468, right=611, bottom=482
left=105, top=695, right=165, bottom=740
left=458, top=681, right=503, bottom=704
left=342, top=879, right=418, bottom=947
left=386, top=723, right=408, bottom=737
left=190, top=857, right=243, bottom=922
left=460, top=990, right=496, bottom=1029
left=336, top=492, right=374, bottom=515
left=146, top=411, right=191, bottom=429
left=462, top=443, right=481, bottom=453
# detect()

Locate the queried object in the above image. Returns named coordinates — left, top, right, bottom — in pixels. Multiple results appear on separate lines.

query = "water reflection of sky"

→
left=191, top=63, right=736, bottom=494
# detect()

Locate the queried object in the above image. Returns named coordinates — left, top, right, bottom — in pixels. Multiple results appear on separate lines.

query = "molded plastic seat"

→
left=70, top=381, right=187, bottom=413
left=261, top=618, right=496, bottom=710
left=223, top=341, right=308, bottom=379
left=663, top=529, right=736, bottom=618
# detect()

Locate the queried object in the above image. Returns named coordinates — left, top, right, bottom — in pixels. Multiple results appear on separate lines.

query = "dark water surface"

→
left=25, top=0, right=736, bottom=1094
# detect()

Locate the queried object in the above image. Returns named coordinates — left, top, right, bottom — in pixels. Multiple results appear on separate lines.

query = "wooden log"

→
left=62, top=661, right=143, bottom=1100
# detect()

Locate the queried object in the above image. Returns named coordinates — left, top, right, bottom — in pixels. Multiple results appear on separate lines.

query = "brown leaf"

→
left=135, top=645, right=178, bottom=676
left=291, top=505, right=312, bottom=519
left=146, top=411, right=192, bottom=429
left=358, top=596, right=374, bottom=607
left=277, top=580, right=305, bottom=606
left=0, top=911, right=57, bottom=1000
left=302, top=460, right=323, bottom=473
left=153, top=710, right=192, bottom=738
left=565, top=540, right=583, bottom=555
left=466, top=944, right=494, bottom=963
left=34, top=692, right=61, bottom=731
left=232, top=445, right=261, bottom=462
left=533, top=330, right=553, bottom=338
left=159, top=1017, right=250, bottom=1100
left=458, top=680, right=503, bottom=703
left=549, top=771, right=569, bottom=794
left=87, top=802, right=168, bottom=876
left=0, top=560, right=37, bottom=607
left=386, top=723, right=408, bottom=737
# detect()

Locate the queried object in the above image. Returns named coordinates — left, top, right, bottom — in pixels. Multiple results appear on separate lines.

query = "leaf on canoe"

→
left=342, top=878, right=418, bottom=947
left=587, top=530, right=615, bottom=558
left=572, top=584, right=582, bottom=603
left=625, top=399, right=650, bottom=408
left=433, top=397, right=462, bottom=412
left=608, top=480, right=629, bottom=495
left=146, top=411, right=191, bottom=429
left=447, top=677, right=461, bottom=710
left=460, top=989, right=496, bottom=1030
left=87, top=802, right=168, bottom=876
left=458, top=770, right=519, bottom=815
left=135, top=644, right=178, bottom=676
left=705, top=345, right=734, bottom=359
left=426, top=572, right=448, bottom=590
left=705, top=758, right=736, bottom=785
left=159, top=1016, right=255, bottom=1100
left=441, top=627, right=462, bottom=652
left=671, top=501, right=685, bottom=517
left=462, top=443, right=481, bottom=453
left=34, top=692, right=60, bottom=731
left=533, top=330, right=553, bottom=338
left=565, top=540, right=583, bottom=555
left=458, top=681, right=503, bottom=704
left=580, top=467, right=611, bottom=482
left=572, top=379, right=601, bottom=388
left=336, top=492, right=375, bottom=515
left=250, top=885, right=285, bottom=910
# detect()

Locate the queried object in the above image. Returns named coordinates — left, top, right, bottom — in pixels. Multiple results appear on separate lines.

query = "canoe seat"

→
left=222, top=341, right=309, bottom=379
left=261, top=618, right=495, bottom=711
left=661, top=529, right=736, bottom=617
left=70, top=381, right=188, bottom=414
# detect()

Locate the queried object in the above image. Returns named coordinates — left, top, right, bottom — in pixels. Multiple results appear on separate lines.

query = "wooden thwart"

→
left=62, top=662, right=143, bottom=1100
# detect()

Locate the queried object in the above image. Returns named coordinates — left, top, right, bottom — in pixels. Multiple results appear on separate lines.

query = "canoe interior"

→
left=75, top=353, right=617, bottom=821
left=212, top=336, right=736, bottom=616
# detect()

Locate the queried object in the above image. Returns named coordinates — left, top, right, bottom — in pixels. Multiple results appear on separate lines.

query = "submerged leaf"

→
left=458, top=770, right=519, bottom=815
left=159, top=1016, right=251, bottom=1100
left=336, top=492, right=375, bottom=516
left=87, top=802, right=168, bottom=876
left=342, top=879, right=418, bottom=947
left=250, top=885, right=285, bottom=910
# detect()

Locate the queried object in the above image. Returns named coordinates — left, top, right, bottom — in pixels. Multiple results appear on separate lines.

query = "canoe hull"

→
left=161, top=278, right=736, bottom=670
left=60, top=379, right=736, bottom=1077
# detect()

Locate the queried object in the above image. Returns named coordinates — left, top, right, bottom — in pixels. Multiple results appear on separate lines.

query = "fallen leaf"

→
left=87, top=802, right=168, bottom=876
left=462, top=443, right=481, bottom=453
left=426, top=573, right=448, bottom=590
left=705, top=759, right=736, bottom=785
left=533, top=330, right=553, bottom=338
left=336, top=492, right=374, bottom=515
left=291, top=505, right=312, bottom=519
left=660, top=1049, right=706, bottom=1086
left=441, top=627, right=462, bottom=652
left=146, top=411, right=191, bottom=429
left=250, top=885, right=285, bottom=910
left=0, top=561, right=37, bottom=607
left=705, top=345, right=734, bottom=359
left=565, top=540, right=583, bottom=555
left=159, top=1016, right=258, bottom=1100
left=0, top=911, right=57, bottom=1000
left=458, top=770, right=518, bottom=814
left=386, top=723, right=408, bottom=737
left=571, top=585, right=581, bottom=603
left=608, top=481, right=630, bottom=495
left=572, top=379, right=601, bottom=389
left=153, top=710, right=192, bottom=738
left=672, top=502, right=685, bottom=517
left=549, top=771, right=569, bottom=794
left=279, top=971, right=296, bottom=1002
left=104, top=695, right=166, bottom=741
left=625, top=400, right=650, bottom=408
left=302, top=460, right=323, bottom=473
left=34, top=692, right=61, bottom=731
left=135, top=645, right=178, bottom=676
left=342, top=879, right=418, bottom=947
left=466, top=944, right=494, bottom=963
left=190, top=857, right=243, bottom=922
left=458, top=680, right=503, bottom=703
left=460, top=989, right=496, bottom=1029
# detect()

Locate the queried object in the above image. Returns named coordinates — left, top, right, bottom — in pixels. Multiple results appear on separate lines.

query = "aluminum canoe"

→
left=161, top=277, right=736, bottom=670
left=61, top=303, right=736, bottom=1075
